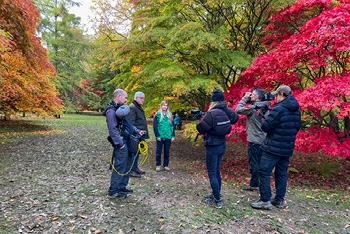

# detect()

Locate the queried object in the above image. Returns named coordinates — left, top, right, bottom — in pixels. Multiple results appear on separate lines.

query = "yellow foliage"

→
left=131, top=65, right=141, bottom=73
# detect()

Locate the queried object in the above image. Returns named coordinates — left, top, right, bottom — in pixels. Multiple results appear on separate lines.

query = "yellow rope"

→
left=110, top=140, right=149, bottom=176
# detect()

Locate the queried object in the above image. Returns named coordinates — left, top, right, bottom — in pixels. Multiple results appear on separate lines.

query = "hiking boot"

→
left=135, top=168, right=146, bottom=175
left=130, top=171, right=141, bottom=178
left=164, top=166, right=170, bottom=171
left=204, top=196, right=223, bottom=209
left=251, top=200, right=272, bottom=210
left=108, top=192, right=127, bottom=199
left=242, top=186, right=259, bottom=191
left=204, top=194, right=214, bottom=199
left=120, top=188, right=133, bottom=194
left=271, top=198, right=286, bottom=209
left=156, top=166, right=161, bottom=172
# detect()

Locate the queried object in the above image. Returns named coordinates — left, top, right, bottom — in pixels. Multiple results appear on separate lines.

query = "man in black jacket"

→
left=129, top=91, right=149, bottom=178
left=251, top=85, right=301, bottom=210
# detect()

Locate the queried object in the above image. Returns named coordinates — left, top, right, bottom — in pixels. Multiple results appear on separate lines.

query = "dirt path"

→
left=0, top=115, right=349, bottom=233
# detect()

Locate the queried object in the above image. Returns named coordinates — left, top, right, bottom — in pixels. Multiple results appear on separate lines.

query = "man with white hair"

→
left=129, top=91, right=149, bottom=178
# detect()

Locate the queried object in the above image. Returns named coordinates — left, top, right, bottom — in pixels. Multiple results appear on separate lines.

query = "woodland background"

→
left=0, top=0, right=349, bottom=158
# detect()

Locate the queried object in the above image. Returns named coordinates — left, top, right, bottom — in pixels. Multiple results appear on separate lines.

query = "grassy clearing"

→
left=0, top=114, right=349, bottom=234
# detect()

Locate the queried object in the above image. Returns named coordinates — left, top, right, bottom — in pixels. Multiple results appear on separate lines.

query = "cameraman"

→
left=196, top=89, right=239, bottom=208
left=236, top=88, right=270, bottom=191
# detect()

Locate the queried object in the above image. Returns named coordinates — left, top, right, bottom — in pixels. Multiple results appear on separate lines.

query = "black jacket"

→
left=261, top=95, right=301, bottom=157
left=196, top=103, right=239, bottom=145
left=129, top=100, right=149, bottom=139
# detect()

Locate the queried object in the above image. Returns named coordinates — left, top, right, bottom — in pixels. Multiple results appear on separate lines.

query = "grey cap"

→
left=271, top=85, right=292, bottom=96
left=116, top=105, right=130, bottom=118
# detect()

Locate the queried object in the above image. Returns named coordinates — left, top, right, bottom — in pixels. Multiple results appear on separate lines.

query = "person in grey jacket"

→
left=236, top=88, right=270, bottom=191
left=129, top=91, right=149, bottom=178
left=251, top=85, right=301, bottom=210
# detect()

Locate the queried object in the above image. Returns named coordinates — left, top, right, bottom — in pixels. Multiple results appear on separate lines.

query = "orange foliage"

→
left=0, top=0, right=64, bottom=118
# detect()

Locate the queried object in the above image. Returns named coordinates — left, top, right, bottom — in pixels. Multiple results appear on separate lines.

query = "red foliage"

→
left=228, top=0, right=350, bottom=157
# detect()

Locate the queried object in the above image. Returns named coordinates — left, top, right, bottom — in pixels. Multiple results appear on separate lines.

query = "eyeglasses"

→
left=137, top=97, right=145, bottom=99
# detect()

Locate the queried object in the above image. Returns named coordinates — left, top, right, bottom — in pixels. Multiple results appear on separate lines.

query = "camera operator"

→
left=196, top=89, right=239, bottom=208
left=236, top=88, right=271, bottom=192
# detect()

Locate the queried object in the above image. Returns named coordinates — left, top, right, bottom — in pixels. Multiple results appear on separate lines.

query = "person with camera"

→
left=236, top=88, right=270, bottom=191
left=251, top=85, right=301, bottom=210
left=153, top=100, right=175, bottom=172
left=129, top=91, right=149, bottom=178
left=196, top=89, right=239, bottom=208
left=103, top=89, right=146, bottom=199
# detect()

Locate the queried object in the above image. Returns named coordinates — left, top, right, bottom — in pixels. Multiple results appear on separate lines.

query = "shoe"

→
left=271, top=198, right=286, bottom=209
left=120, top=188, right=133, bottom=194
left=204, top=194, right=214, bottom=199
left=135, top=168, right=146, bottom=175
left=156, top=166, right=161, bottom=172
left=108, top=192, right=127, bottom=199
left=251, top=200, right=272, bottom=210
left=204, top=196, right=223, bottom=209
left=130, top=171, right=141, bottom=178
left=242, top=186, right=259, bottom=191
left=164, top=166, right=170, bottom=171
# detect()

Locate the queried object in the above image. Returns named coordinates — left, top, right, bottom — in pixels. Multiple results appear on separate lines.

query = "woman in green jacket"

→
left=153, top=100, right=175, bottom=171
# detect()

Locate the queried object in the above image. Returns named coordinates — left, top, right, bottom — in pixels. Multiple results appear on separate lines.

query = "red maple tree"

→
left=227, top=0, right=350, bottom=158
left=0, top=0, right=64, bottom=119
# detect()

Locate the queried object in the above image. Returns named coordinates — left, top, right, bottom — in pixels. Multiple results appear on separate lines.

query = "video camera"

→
left=254, top=103, right=271, bottom=111
left=191, top=109, right=206, bottom=120
left=243, top=91, right=275, bottom=103
left=262, top=92, right=275, bottom=102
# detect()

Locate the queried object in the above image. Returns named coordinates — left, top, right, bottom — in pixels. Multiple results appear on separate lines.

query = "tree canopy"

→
left=0, top=0, right=64, bottom=119
left=228, top=0, right=350, bottom=157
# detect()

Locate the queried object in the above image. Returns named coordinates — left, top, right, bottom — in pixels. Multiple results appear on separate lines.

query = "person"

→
left=103, top=88, right=146, bottom=199
left=251, top=85, right=301, bottom=210
left=173, top=113, right=181, bottom=130
left=236, top=88, right=270, bottom=191
left=153, top=100, right=175, bottom=172
left=129, top=91, right=149, bottom=178
left=196, top=89, right=239, bottom=208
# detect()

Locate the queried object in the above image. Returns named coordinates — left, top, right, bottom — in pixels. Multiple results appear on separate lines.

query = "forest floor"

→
left=0, top=114, right=349, bottom=234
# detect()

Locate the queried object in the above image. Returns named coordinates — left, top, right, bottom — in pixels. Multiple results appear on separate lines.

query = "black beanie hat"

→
left=211, top=89, right=225, bottom=102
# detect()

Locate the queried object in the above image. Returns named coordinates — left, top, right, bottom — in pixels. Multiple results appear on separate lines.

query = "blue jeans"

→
left=259, top=151, right=290, bottom=202
left=108, top=145, right=132, bottom=196
left=205, top=143, right=226, bottom=201
left=131, top=153, right=140, bottom=171
left=156, top=139, right=171, bottom=167
left=247, top=142, right=262, bottom=187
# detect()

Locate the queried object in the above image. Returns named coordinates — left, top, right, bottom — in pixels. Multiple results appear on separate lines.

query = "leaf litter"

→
left=0, top=115, right=349, bottom=233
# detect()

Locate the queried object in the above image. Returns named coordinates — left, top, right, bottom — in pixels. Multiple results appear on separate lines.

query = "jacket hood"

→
left=102, top=100, right=120, bottom=116
left=278, top=95, right=299, bottom=112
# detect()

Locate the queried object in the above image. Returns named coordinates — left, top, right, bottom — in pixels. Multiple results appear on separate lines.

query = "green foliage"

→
left=34, top=0, right=99, bottom=111
left=183, top=122, right=203, bottom=146
left=306, top=161, right=340, bottom=178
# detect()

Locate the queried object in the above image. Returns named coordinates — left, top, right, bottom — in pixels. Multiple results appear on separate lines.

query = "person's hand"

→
left=244, top=92, right=252, bottom=98
left=139, top=130, right=147, bottom=135
left=120, top=144, right=125, bottom=149
left=171, top=138, right=174, bottom=142
left=157, top=138, right=161, bottom=141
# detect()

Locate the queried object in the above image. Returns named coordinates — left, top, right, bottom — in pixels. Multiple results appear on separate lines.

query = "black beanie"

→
left=211, top=89, right=225, bottom=102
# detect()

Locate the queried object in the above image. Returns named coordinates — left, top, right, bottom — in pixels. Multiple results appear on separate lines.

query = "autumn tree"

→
left=34, top=0, right=100, bottom=112
left=228, top=0, right=350, bottom=157
left=0, top=0, right=64, bottom=119
left=90, top=0, right=289, bottom=111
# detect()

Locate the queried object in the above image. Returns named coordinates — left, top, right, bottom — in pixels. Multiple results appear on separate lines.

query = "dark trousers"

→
left=108, top=145, right=132, bottom=196
left=131, top=153, right=140, bottom=171
left=247, top=142, right=262, bottom=187
left=259, top=151, right=290, bottom=202
left=205, top=143, right=226, bottom=201
left=156, top=139, right=171, bottom=167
